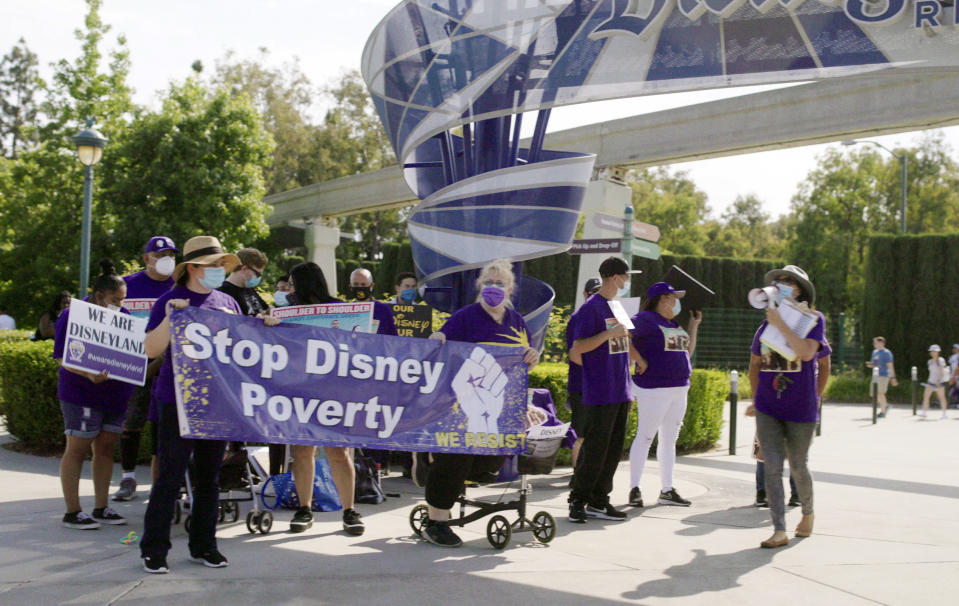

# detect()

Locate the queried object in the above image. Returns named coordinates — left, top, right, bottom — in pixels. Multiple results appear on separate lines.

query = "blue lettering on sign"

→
left=589, top=0, right=674, bottom=40
left=845, top=0, right=909, bottom=25
left=593, top=0, right=953, bottom=40
left=914, top=0, right=941, bottom=27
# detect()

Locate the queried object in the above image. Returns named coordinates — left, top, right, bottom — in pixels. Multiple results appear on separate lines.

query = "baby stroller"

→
left=173, top=443, right=271, bottom=534
left=408, top=427, right=563, bottom=549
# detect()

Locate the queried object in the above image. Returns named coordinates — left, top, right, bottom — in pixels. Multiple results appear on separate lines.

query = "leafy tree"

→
left=99, top=78, right=274, bottom=256
left=0, top=0, right=135, bottom=322
left=626, top=167, right=711, bottom=255
left=0, top=38, right=43, bottom=158
left=702, top=194, right=788, bottom=259
left=213, top=49, right=316, bottom=195
left=787, top=134, right=959, bottom=315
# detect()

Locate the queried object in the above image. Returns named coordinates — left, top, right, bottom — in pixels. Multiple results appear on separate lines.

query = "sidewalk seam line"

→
left=106, top=579, right=142, bottom=605
left=773, top=566, right=889, bottom=605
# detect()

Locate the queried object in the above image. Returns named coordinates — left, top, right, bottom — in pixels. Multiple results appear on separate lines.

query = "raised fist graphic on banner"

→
left=452, top=346, right=509, bottom=434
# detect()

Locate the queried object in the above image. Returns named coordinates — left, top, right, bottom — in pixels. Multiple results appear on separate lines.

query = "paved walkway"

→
left=1, top=402, right=957, bottom=605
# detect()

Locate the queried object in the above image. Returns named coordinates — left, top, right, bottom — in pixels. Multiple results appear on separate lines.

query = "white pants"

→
left=629, top=384, right=690, bottom=491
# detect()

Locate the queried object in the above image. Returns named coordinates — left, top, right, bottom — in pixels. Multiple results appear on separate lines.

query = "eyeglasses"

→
left=774, top=276, right=797, bottom=286
left=247, top=266, right=263, bottom=278
left=482, top=280, right=507, bottom=288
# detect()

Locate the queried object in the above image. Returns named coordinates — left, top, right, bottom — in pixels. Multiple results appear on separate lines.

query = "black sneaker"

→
left=411, top=452, right=430, bottom=488
left=62, top=511, right=100, bottom=530
left=342, top=508, right=365, bottom=536
left=189, top=550, right=229, bottom=568
left=658, top=488, right=691, bottom=506
left=755, top=489, right=768, bottom=507
left=290, top=506, right=313, bottom=533
left=628, top=487, right=644, bottom=507
left=788, top=494, right=802, bottom=507
left=113, top=477, right=138, bottom=501
left=568, top=499, right=588, bottom=524
left=92, top=506, right=127, bottom=525
left=586, top=503, right=628, bottom=521
left=142, top=555, right=169, bottom=574
left=423, top=519, right=462, bottom=547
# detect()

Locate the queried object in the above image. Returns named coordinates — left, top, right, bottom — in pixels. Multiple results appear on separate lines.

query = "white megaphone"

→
left=748, top=286, right=779, bottom=309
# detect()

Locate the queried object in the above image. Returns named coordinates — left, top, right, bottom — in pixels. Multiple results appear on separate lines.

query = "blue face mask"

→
left=672, top=298, right=682, bottom=316
left=199, top=266, right=226, bottom=290
left=774, top=281, right=793, bottom=303
left=245, top=275, right=262, bottom=289
left=273, top=291, right=288, bottom=307
left=400, top=288, right=417, bottom=303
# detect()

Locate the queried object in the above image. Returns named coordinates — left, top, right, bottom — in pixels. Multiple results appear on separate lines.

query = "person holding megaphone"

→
left=747, top=265, right=829, bottom=549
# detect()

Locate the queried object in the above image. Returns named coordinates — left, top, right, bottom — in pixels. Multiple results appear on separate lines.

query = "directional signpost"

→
left=591, top=211, right=661, bottom=260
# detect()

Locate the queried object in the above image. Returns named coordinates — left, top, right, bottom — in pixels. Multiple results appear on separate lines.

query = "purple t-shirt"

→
left=630, top=310, right=691, bottom=389
left=440, top=303, right=530, bottom=349
left=565, top=305, right=584, bottom=394
left=147, top=286, right=241, bottom=405
left=373, top=301, right=398, bottom=336
left=52, top=308, right=136, bottom=413
left=571, top=294, right=631, bottom=406
left=750, top=312, right=830, bottom=423
left=122, top=271, right=175, bottom=320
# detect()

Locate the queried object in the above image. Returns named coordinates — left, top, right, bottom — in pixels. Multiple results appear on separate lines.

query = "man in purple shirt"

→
left=567, top=257, right=634, bottom=524
left=114, top=236, right=178, bottom=501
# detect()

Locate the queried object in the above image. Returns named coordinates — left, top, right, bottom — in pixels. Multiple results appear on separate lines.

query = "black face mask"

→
left=351, top=286, right=371, bottom=301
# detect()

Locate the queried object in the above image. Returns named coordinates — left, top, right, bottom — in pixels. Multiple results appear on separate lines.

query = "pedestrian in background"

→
left=866, top=336, right=897, bottom=418
left=34, top=291, right=71, bottom=340
left=919, top=344, right=949, bottom=419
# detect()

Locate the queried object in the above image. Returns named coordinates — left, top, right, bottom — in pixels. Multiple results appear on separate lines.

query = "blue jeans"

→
left=140, top=401, right=226, bottom=558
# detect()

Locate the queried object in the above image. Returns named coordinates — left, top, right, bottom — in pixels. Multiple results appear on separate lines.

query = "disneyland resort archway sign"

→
left=362, top=0, right=959, bottom=347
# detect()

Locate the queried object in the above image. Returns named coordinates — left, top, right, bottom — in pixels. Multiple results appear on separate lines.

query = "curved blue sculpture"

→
left=362, top=0, right=959, bottom=347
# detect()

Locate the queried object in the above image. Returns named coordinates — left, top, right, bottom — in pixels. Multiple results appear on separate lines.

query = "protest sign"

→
left=390, top=303, right=432, bottom=338
left=121, top=298, right=157, bottom=320
left=62, top=298, right=148, bottom=386
left=171, top=307, right=529, bottom=455
left=271, top=302, right=373, bottom=332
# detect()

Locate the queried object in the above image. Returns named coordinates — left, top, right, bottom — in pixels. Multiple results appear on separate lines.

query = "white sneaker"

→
left=919, top=411, right=927, bottom=418
left=941, top=413, right=948, bottom=420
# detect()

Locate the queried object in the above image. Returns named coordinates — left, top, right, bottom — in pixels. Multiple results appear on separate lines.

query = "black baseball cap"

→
left=584, top=278, right=601, bottom=294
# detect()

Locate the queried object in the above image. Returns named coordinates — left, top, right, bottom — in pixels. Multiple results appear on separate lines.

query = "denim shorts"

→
left=60, top=401, right=126, bottom=438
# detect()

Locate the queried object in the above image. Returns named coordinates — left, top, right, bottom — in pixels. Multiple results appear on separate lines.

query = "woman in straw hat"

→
left=139, top=236, right=273, bottom=574
left=747, top=265, right=830, bottom=549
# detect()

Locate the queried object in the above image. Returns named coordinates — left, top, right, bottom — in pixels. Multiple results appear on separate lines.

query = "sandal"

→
left=795, top=514, right=814, bottom=538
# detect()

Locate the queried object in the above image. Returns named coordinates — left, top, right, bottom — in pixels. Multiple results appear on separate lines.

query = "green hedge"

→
left=0, top=340, right=64, bottom=451
left=0, top=329, right=34, bottom=343
left=864, top=233, right=959, bottom=379
left=529, top=362, right=728, bottom=465
left=0, top=340, right=154, bottom=461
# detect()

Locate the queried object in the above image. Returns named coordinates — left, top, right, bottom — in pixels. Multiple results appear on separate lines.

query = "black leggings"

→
left=425, top=453, right=505, bottom=510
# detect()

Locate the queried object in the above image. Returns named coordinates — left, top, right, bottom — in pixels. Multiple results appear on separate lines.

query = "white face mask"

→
left=154, top=256, right=175, bottom=277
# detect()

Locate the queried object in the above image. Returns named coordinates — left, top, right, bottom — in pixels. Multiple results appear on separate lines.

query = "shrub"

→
left=0, top=329, right=34, bottom=343
left=822, top=369, right=913, bottom=403
left=529, top=363, right=728, bottom=462
left=0, top=340, right=64, bottom=451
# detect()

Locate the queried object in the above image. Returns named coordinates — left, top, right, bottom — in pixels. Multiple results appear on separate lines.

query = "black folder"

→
left=663, top=265, right=715, bottom=311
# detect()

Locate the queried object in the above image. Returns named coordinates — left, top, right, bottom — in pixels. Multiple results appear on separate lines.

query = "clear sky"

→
left=6, top=0, right=957, bottom=220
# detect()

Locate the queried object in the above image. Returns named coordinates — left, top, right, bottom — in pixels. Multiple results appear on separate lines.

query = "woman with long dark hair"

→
left=748, top=265, right=829, bottom=548
left=36, top=290, right=72, bottom=340
left=284, top=262, right=366, bottom=537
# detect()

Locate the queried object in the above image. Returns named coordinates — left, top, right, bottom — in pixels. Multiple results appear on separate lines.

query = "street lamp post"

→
left=842, top=139, right=907, bottom=233
left=71, top=118, right=108, bottom=297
